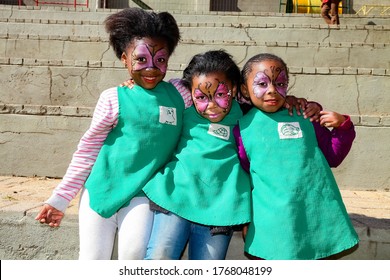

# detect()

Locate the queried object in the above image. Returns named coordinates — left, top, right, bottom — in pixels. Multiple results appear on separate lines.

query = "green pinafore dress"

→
left=143, top=100, right=251, bottom=226
left=239, top=108, right=359, bottom=259
left=85, top=82, right=184, bottom=218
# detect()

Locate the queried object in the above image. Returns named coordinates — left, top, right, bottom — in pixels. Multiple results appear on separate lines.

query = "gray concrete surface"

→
left=0, top=176, right=389, bottom=260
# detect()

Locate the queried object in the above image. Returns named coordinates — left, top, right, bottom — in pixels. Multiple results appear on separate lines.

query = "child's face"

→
left=191, top=72, right=236, bottom=123
left=242, top=59, right=288, bottom=113
left=121, top=37, right=169, bottom=90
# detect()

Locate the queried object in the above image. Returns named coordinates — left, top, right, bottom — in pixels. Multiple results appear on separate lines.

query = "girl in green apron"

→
left=35, top=8, right=184, bottom=260
left=236, top=53, right=359, bottom=259
left=142, top=50, right=251, bottom=259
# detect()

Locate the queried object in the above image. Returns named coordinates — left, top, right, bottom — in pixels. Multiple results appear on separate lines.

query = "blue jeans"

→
left=145, top=211, right=232, bottom=260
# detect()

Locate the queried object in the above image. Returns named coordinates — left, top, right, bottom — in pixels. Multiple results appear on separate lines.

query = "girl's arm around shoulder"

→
left=44, top=87, right=119, bottom=213
left=314, top=111, right=356, bottom=168
left=233, top=125, right=250, bottom=173
left=169, top=78, right=193, bottom=109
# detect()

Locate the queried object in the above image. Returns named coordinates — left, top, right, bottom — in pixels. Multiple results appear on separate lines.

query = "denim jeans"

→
left=145, top=211, right=232, bottom=260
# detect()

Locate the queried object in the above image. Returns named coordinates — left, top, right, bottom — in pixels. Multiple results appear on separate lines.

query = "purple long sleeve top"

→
left=234, top=115, right=356, bottom=173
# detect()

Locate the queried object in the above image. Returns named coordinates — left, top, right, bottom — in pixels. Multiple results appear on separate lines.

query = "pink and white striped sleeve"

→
left=169, top=78, right=193, bottom=108
left=45, top=87, right=119, bottom=213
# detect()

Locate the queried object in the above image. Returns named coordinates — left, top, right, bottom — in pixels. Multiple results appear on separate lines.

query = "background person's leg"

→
left=321, top=3, right=332, bottom=24
left=330, top=1, right=340, bottom=24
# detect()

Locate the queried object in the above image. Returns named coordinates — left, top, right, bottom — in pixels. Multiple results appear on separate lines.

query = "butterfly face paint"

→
left=131, top=40, right=169, bottom=74
left=193, top=81, right=231, bottom=113
left=252, top=67, right=288, bottom=99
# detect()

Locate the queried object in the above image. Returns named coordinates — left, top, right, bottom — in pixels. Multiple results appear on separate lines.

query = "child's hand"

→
left=120, top=78, right=134, bottom=89
left=284, top=95, right=307, bottom=116
left=303, top=102, right=322, bottom=122
left=319, top=110, right=346, bottom=128
left=242, top=224, right=248, bottom=241
left=35, top=204, right=64, bottom=227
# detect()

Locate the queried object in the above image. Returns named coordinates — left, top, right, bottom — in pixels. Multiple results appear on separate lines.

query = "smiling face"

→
left=242, top=59, right=288, bottom=113
left=121, top=37, right=169, bottom=89
left=191, top=72, right=236, bottom=123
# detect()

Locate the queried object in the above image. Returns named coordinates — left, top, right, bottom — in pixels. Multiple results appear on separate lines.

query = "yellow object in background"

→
left=294, top=0, right=343, bottom=14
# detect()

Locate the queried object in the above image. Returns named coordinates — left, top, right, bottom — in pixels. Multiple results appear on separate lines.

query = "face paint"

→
left=131, top=42, right=169, bottom=73
left=193, top=82, right=231, bottom=113
left=252, top=67, right=288, bottom=99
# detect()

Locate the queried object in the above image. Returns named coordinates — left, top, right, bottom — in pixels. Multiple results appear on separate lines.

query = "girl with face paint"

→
left=35, top=8, right=186, bottom=260
left=235, top=53, right=359, bottom=260
left=142, top=50, right=252, bottom=260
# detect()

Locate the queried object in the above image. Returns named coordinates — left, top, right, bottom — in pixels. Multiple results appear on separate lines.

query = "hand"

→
left=284, top=95, right=307, bottom=116
left=319, top=110, right=346, bottom=128
left=35, top=204, right=64, bottom=227
left=242, top=224, right=248, bottom=241
left=303, top=102, right=322, bottom=122
left=120, top=78, right=134, bottom=89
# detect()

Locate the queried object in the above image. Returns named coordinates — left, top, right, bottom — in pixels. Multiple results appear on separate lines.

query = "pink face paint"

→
left=193, top=82, right=231, bottom=113
left=131, top=43, right=168, bottom=73
left=252, top=69, right=288, bottom=98
left=214, top=82, right=231, bottom=109
left=193, top=88, right=209, bottom=112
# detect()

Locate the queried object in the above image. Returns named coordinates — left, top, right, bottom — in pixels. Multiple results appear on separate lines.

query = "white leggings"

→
left=78, top=189, right=153, bottom=260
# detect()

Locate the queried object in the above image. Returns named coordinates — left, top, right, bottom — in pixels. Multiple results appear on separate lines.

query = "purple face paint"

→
left=252, top=68, right=288, bottom=98
left=131, top=43, right=168, bottom=73
left=153, top=48, right=169, bottom=74
left=193, top=82, right=231, bottom=113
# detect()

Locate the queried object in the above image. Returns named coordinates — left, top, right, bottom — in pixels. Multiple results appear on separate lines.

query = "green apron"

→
left=239, top=108, right=358, bottom=259
left=85, top=82, right=184, bottom=218
left=143, top=100, right=251, bottom=226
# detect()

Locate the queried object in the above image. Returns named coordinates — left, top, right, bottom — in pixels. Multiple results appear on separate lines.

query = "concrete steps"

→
left=1, top=4, right=390, bottom=26
left=2, top=33, right=390, bottom=68
left=1, top=6, right=389, bottom=70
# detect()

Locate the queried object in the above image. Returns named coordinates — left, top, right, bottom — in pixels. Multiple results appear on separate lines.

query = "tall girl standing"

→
left=35, top=8, right=185, bottom=260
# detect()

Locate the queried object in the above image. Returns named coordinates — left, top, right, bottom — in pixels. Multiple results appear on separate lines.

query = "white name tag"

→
left=159, top=106, right=177, bottom=125
left=208, top=123, right=230, bottom=140
left=278, top=122, right=303, bottom=139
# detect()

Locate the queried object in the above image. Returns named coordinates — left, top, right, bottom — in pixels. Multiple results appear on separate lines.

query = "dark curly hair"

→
left=104, top=8, right=181, bottom=59
left=181, top=50, right=241, bottom=91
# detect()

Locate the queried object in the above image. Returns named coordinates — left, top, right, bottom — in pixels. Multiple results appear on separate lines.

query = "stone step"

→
left=1, top=4, right=390, bottom=26
left=2, top=35, right=389, bottom=69
left=0, top=62, right=388, bottom=113
left=2, top=18, right=389, bottom=44
left=1, top=29, right=389, bottom=69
